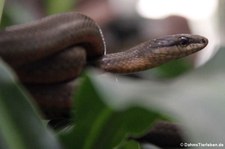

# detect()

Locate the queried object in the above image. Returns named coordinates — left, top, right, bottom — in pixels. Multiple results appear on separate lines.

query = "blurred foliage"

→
left=0, top=0, right=76, bottom=28
left=0, top=60, right=62, bottom=149
left=0, top=0, right=4, bottom=21
left=0, top=11, right=12, bottom=28
left=149, top=59, right=192, bottom=78
left=44, top=0, right=76, bottom=14
left=116, top=140, right=141, bottom=149
left=0, top=1, right=38, bottom=28
left=60, top=74, right=166, bottom=149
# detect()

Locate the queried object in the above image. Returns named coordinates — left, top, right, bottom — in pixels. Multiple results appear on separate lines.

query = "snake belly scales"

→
left=0, top=12, right=208, bottom=147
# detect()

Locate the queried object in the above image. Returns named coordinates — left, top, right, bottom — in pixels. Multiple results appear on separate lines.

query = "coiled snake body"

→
left=0, top=12, right=208, bottom=147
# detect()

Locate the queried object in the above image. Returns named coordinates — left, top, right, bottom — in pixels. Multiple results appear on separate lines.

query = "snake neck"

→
left=94, top=43, right=156, bottom=73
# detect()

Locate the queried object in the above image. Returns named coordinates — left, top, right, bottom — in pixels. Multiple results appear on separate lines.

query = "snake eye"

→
left=179, top=36, right=189, bottom=47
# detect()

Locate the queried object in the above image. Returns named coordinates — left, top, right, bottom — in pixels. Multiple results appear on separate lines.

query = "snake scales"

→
left=0, top=12, right=208, bottom=147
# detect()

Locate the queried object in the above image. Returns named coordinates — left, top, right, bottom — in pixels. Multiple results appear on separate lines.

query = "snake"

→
left=0, top=12, right=208, bottom=147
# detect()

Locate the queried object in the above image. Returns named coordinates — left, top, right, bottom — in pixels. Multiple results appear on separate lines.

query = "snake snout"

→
left=188, top=36, right=208, bottom=53
left=199, top=37, right=208, bottom=49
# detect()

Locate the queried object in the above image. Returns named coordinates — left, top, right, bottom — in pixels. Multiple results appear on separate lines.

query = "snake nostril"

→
left=201, top=38, right=208, bottom=44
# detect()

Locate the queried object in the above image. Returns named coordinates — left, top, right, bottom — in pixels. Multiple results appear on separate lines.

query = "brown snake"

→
left=0, top=12, right=208, bottom=147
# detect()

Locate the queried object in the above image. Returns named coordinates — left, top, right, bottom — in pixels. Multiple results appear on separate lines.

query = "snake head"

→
left=97, top=34, right=208, bottom=73
left=151, top=34, right=208, bottom=59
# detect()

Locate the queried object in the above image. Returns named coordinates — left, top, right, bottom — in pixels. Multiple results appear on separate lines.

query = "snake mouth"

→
left=151, top=46, right=207, bottom=61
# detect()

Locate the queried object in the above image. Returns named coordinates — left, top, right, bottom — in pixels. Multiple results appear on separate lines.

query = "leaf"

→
left=116, top=140, right=141, bottom=149
left=148, top=59, right=192, bottom=78
left=60, top=73, right=167, bottom=149
left=44, top=0, right=76, bottom=14
left=0, top=60, right=62, bottom=149
left=0, top=0, right=4, bottom=21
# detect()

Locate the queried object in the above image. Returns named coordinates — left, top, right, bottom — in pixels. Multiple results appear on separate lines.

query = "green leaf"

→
left=0, top=0, right=4, bottom=22
left=0, top=60, right=62, bottom=149
left=60, top=73, right=166, bottom=149
left=116, top=140, right=141, bottom=149
left=151, top=59, right=192, bottom=78
left=44, top=0, right=76, bottom=14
